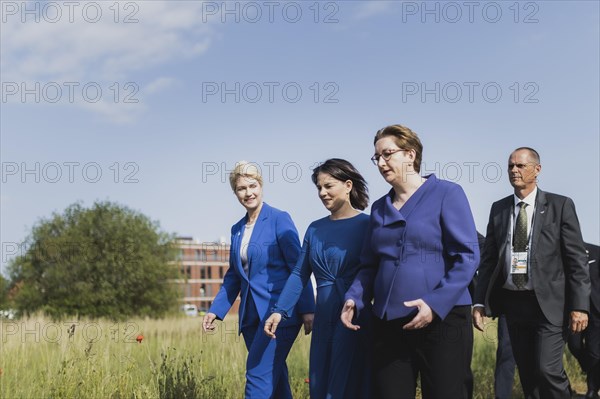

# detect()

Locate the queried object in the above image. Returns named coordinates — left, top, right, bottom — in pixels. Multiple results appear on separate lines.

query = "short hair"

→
left=311, top=158, right=369, bottom=210
left=229, top=161, right=263, bottom=191
left=373, top=124, right=423, bottom=173
left=512, top=147, right=540, bottom=164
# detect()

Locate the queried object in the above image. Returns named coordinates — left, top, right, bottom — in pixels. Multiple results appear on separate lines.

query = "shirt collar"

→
left=514, top=186, right=537, bottom=208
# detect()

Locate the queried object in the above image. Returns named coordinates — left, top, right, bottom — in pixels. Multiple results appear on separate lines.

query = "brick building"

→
left=172, top=237, right=239, bottom=314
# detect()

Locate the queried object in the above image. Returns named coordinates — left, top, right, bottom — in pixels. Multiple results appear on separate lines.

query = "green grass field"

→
left=0, top=315, right=586, bottom=398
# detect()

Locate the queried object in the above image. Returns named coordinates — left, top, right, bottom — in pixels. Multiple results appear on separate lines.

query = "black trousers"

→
left=567, top=302, right=600, bottom=393
left=372, top=305, right=473, bottom=399
left=503, top=289, right=570, bottom=399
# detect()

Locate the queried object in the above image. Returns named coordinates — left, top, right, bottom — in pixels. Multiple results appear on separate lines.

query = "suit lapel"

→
left=530, top=188, right=547, bottom=258
left=396, top=174, right=435, bottom=220
left=247, top=203, right=270, bottom=278
left=494, top=196, right=513, bottom=281
left=232, top=221, right=249, bottom=282
left=381, top=175, right=435, bottom=227
left=382, top=189, right=405, bottom=226
left=497, top=198, right=512, bottom=248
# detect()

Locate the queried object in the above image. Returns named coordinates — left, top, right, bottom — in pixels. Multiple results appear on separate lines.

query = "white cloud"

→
left=146, top=77, right=178, bottom=94
left=78, top=98, right=146, bottom=124
left=1, top=1, right=215, bottom=122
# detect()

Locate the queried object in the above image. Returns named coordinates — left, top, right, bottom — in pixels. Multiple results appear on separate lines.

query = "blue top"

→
left=275, top=213, right=370, bottom=316
left=274, top=213, right=372, bottom=399
left=346, top=174, right=480, bottom=321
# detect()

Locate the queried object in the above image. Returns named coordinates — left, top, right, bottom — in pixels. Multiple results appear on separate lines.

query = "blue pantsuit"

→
left=209, top=203, right=315, bottom=398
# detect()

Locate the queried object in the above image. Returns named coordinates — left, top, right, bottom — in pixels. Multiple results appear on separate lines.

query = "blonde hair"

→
left=229, top=161, right=263, bottom=191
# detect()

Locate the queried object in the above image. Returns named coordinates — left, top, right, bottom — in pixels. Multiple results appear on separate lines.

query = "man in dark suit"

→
left=473, top=147, right=591, bottom=399
left=568, top=243, right=600, bottom=398
left=469, top=234, right=516, bottom=399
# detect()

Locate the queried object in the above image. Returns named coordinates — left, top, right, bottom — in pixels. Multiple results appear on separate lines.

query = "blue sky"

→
left=1, top=1, right=599, bottom=272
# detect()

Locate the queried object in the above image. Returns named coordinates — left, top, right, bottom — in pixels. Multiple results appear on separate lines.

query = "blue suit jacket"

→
left=346, top=174, right=480, bottom=320
left=210, top=202, right=315, bottom=333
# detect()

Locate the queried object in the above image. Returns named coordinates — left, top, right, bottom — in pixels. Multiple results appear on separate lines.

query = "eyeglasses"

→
left=371, top=148, right=405, bottom=165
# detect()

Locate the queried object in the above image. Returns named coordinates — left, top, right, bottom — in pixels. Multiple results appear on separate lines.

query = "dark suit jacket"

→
left=210, top=202, right=315, bottom=334
left=474, top=188, right=590, bottom=326
left=585, top=243, right=599, bottom=312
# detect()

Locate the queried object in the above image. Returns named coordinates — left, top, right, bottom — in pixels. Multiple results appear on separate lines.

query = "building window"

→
left=179, top=266, right=191, bottom=279
left=219, top=267, right=224, bottom=279
left=200, top=267, right=206, bottom=279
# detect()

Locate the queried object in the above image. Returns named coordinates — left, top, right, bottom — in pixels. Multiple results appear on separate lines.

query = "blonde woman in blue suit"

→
left=203, top=161, right=315, bottom=399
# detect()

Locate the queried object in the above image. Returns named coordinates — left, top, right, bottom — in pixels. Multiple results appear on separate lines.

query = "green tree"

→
left=0, top=274, right=9, bottom=308
left=8, top=201, right=179, bottom=319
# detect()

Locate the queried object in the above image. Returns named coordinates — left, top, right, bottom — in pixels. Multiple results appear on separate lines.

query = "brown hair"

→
left=373, top=124, right=423, bottom=173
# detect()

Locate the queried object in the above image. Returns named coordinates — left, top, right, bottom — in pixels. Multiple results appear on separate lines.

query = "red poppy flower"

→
left=136, top=335, right=144, bottom=343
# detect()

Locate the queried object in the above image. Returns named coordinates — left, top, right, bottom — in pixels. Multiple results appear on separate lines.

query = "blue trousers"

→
left=241, top=299, right=300, bottom=399
left=495, top=314, right=516, bottom=399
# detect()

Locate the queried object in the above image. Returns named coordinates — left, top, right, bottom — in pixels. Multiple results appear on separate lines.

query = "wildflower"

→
left=136, top=334, right=144, bottom=344
left=304, top=378, right=309, bottom=384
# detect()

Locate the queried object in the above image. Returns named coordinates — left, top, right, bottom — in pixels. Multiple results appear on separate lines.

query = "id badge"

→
left=510, top=251, right=528, bottom=274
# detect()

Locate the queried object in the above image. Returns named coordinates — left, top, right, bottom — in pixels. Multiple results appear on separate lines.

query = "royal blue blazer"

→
left=346, top=174, right=480, bottom=320
left=210, top=202, right=315, bottom=333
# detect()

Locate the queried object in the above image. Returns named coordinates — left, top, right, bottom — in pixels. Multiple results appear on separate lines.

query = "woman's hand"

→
left=264, top=313, right=283, bottom=339
left=202, top=312, right=217, bottom=332
left=403, top=299, right=434, bottom=330
left=340, top=299, right=360, bottom=331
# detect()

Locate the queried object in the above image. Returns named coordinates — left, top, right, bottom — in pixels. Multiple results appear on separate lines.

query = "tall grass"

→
left=0, top=315, right=585, bottom=398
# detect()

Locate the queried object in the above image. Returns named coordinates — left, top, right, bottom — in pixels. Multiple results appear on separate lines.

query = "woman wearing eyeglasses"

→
left=341, top=125, right=480, bottom=399
left=264, top=159, right=372, bottom=399
left=203, top=161, right=315, bottom=399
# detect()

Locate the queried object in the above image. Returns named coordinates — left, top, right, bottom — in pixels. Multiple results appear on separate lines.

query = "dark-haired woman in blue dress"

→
left=264, top=158, right=372, bottom=399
